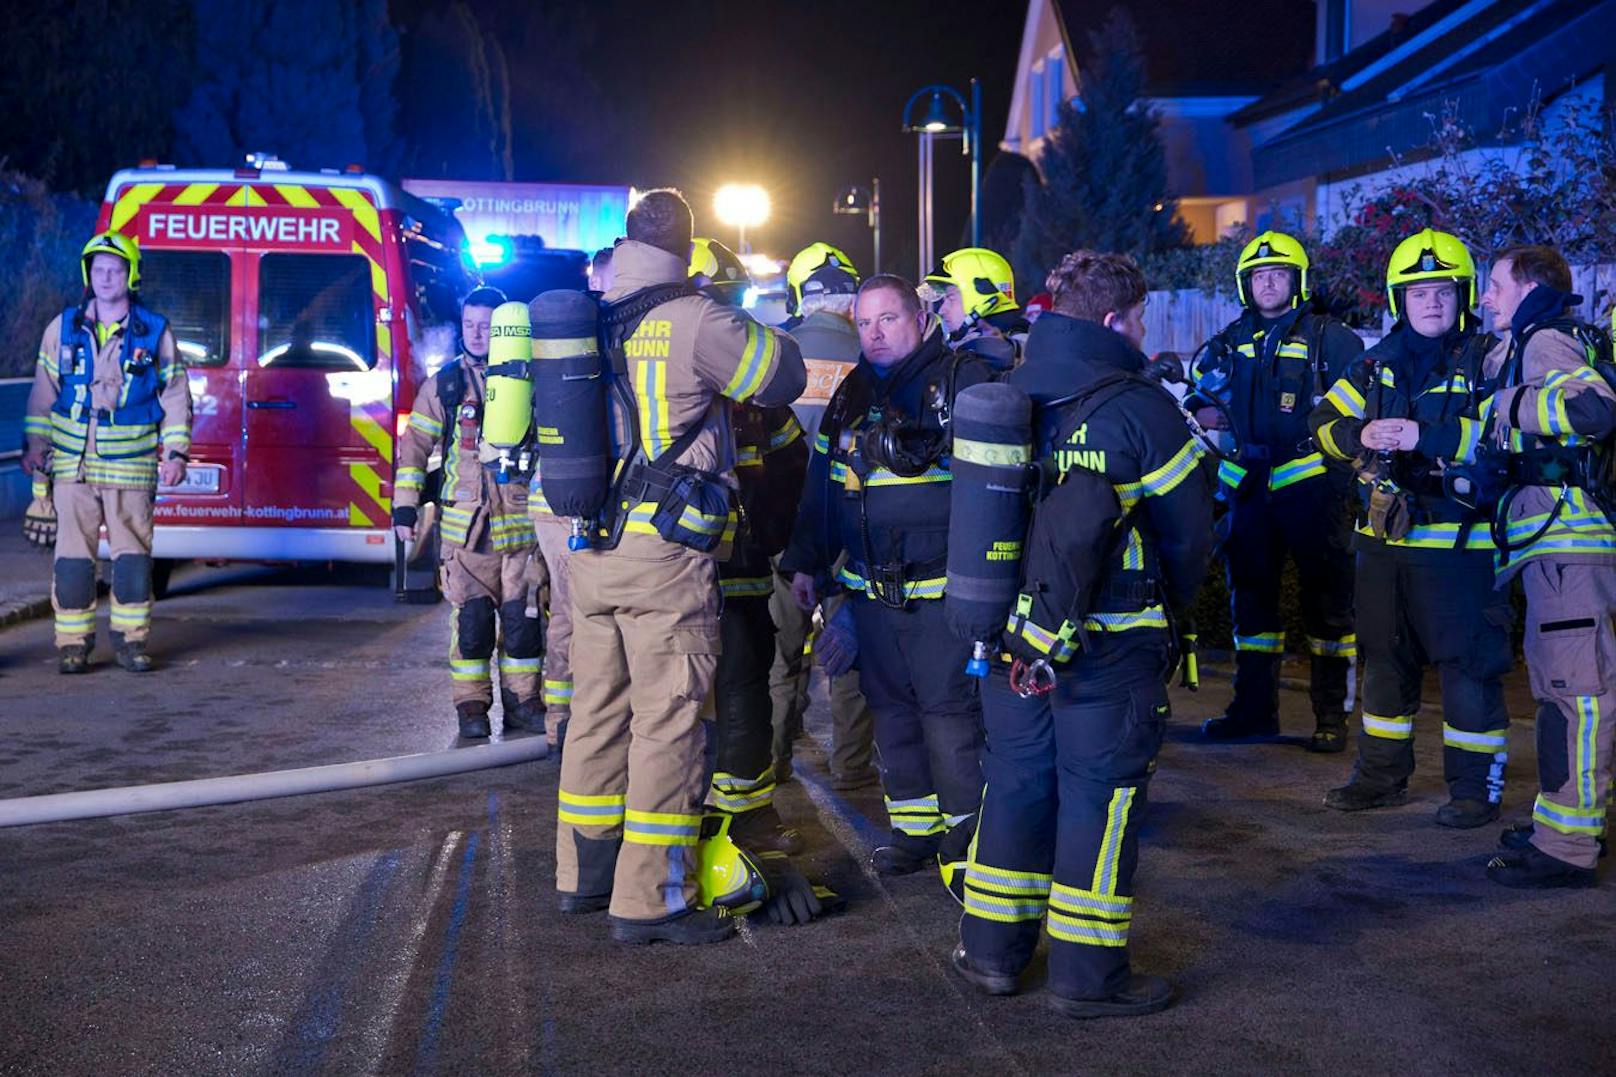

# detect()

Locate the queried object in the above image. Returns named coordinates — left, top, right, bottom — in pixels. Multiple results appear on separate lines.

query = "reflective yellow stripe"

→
left=1138, top=438, right=1202, bottom=497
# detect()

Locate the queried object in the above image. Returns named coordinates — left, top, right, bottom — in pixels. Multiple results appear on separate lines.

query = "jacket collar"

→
left=1511, top=285, right=1579, bottom=337
left=604, top=240, right=688, bottom=298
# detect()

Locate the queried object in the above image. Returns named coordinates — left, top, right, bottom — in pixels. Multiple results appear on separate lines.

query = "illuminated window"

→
left=257, top=254, right=376, bottom=370
left=141, top=250, right=230, bottom=367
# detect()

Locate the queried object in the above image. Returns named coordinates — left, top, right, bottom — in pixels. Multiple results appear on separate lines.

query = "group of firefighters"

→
left=19, top=186, right=1615, bottom=1019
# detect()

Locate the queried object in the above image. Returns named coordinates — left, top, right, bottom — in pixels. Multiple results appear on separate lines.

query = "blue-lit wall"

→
left=401, top=178, right=630, bottom=254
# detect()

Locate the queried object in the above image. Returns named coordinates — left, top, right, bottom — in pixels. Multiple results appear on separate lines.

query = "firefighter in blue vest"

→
left=950, top=250, right=1214, bottom=1017
left=393, top=287, right=547, bottom=743
left=1308, top=229, right=1513, bottom=826
left=1188, top=232, right=1364, bottom=751
left=22, top=230, right=192, bottom=674
left=780, top=273, right=988, bottom=887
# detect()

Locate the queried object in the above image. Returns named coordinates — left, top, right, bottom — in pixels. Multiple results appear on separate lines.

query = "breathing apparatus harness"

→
left=1445, top=317, right=1616, bottom=564
left=593, top=281, right=734, bottom=553
left=827, top=344, right=983, bottom=609
left=1004, top=371, right=1184, bottom=698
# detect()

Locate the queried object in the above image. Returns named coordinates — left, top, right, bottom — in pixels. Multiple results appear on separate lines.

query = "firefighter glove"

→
left=817, top=602, right=858, bottom=677
left=22, top=497, right=56, bottom=549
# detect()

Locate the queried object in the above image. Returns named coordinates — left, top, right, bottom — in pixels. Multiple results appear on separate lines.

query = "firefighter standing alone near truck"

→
left=1188, top=232, right=1364, bottom=751
left=552, top=190, right=805, bottom=945
left=22, top=230, right=192, bottom=674
left=393, top=287, right=547, bottom=743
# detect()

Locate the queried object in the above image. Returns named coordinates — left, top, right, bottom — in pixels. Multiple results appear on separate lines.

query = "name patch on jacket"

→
left=625, top=319, right=672, bottom=359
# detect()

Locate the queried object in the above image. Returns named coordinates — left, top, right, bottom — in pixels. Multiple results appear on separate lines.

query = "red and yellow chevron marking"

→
left=112, top=179, right=399, bottom=529
left=348, top=397, right=395, bottom=527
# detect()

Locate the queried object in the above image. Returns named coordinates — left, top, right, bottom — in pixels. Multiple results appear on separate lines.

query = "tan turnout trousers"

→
left=52, top=483, right=154, bottom=648
left=534, top=517, right=576, bottom=746
left=1521, top=561, right=1616, bottom=869
left=555, top=534, right=720, bottom=921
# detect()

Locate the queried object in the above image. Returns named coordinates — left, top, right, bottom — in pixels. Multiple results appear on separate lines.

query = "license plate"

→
left=159, top=464, right=223, bottom=495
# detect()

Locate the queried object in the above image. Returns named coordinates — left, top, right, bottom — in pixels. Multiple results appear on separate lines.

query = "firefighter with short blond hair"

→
left=22, top=230, right=192, bottom=674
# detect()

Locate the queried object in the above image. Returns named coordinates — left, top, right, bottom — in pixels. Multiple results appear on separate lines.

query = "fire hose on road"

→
left=0, top=738, right=551, bottom=828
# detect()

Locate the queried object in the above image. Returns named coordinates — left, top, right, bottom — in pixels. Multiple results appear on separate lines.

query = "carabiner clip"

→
left=1009, top=657, right=1057, bottom=699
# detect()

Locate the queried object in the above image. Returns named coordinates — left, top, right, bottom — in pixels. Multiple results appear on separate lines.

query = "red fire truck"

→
left=96, top=159, right=476, bottom=595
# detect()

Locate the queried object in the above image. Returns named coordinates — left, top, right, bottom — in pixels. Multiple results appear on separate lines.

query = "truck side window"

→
left=258, top=253, right=377, bottom=370
left=141, top=251, right=231, bottom=367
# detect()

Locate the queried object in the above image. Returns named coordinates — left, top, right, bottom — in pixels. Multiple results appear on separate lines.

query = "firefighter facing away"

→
left=1309, top=229, right=1514, bottom=827
left=950, top=250, right=1214, bottom=1017
left=393, top=287, right=548, bottom=743
left=1188, top=232, right=1364, bottom=751
left=552, top=190, right=806, bottom=945
left=22, top=230, right=192, bottom=674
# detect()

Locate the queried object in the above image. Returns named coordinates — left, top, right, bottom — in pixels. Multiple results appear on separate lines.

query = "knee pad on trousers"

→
left=54, top=558, right=96, bottom=608
left=1535, top=701, right=1570, bottom=792
left=572, top=831, right=620, bottom=897
left=456, top=597, right=497, bottom=660
left=112, top=554, right=153, bottom=603
left=500, top=599, right=544, bottom=659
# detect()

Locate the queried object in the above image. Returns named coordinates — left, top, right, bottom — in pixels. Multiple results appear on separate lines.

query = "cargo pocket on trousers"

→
left=1527, top=617, right=1605, bottom=700
left=665, top=627, right=721, bottom=709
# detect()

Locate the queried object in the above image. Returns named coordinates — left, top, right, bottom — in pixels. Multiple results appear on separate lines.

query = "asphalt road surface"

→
left=0, top=564, right=1610, bottom=1075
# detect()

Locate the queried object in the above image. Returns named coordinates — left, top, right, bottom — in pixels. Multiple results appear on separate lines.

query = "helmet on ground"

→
left=80, top=230, right=141, bottom=291
left=690, top=237, right=750, bottom=304
left=1235, top=231, right=1309, bottom=307
left=787, top=241, right=859, bottom=311
left=932, top=247, right=1018, bottom=320
left=1385, top=228, right=1476, bottom=321
left=697, top=814, right=769, bottom=915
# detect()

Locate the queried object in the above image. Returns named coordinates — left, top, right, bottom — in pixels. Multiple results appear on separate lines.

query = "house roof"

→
left=1053, top=0, right=1314, bottom=98
left=1249, top=0, right=1614, bottom=188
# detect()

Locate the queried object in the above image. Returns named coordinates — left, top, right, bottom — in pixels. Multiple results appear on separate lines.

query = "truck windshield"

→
left=257, top=253, right=376, bottom=370
left=141, top=250, right=231, bottom=367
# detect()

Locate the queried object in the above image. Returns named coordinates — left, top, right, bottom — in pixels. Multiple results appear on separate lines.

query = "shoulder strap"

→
left=600, top=283, right=700, bottom=375
left=436, top=360, right=467, bottom=451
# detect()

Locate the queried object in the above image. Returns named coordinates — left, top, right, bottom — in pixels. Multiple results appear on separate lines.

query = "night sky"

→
left=462, top=0, right=1028, bottom=276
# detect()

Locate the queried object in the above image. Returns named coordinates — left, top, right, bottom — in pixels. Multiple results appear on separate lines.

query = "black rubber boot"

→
left=58, top=645, right=90, bottom=675
left=113, top=640, right=153, bottom=673
left=456, top=702, right=492, bottom=739
left=950, top=944, right=1019, bottom=996
left=1487, top=845, right=1597, bottom=889
left=503, top=700, right=546, bottom=736
left=1201, top=713, right=1279, bottom=740
left=1047, top=974, right=1176, bottom=1019
left=1323, top=781, right=1407, bottom=812
left=557, top=892, right=611, bottom=914
left=609, top=907, right=736, bottom=945
left=729, top=807, right=805, bottom=857
left=1435, top=797, right=1499, bottom=829
left=871, top=844, right=932, bottom=876
left=1307, top=721, right=1348, bottom=754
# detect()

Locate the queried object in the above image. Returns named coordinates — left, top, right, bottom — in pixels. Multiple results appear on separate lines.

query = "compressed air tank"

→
left=529, top=289, right=611, bottom=549
left=944, top=382, right=1034, bottom=676
left=483, top=301, right=534, bottom=482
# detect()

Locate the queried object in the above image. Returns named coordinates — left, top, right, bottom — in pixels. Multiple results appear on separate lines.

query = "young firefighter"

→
left=1187, top=232, right=1364, bottom=750
left=393, top=287, right=547, bottom=743
left=1308, top=229, right=1513, bottom=827
left=22, top=230, right=192, bottom=674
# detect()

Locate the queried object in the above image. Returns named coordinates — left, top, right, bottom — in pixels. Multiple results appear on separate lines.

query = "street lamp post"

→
left=713, top=183, right=770, bottom=255
left=833, top=178, right=882, bottom=275
left=900, top=80, right=981, bottom=279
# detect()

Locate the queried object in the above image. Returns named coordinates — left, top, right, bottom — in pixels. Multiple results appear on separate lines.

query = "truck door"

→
left=142, top=249, right=240, bottom=524
left=243, top=251, right=394, bottom=530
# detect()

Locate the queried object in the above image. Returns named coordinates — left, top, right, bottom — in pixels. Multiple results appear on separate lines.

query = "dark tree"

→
left=0, top=0, right=194, bottom=194
left=173, top=0, right=400, bottom=172
left=1014, top=7, right=1189, bottom=288
left=396, top=2, right=512, bottom=181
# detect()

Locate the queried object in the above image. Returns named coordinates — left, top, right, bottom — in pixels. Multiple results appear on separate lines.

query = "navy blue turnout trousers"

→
left=960, top=633, right=1171, bottom=1000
